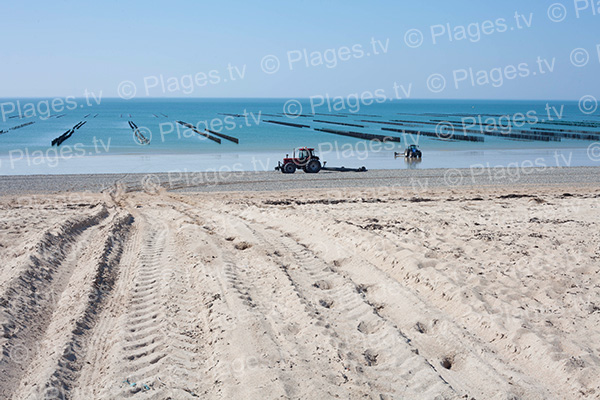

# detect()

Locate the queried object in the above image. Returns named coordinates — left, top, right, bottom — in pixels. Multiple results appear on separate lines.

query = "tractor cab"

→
left=296, top=148, right=311, bottom=162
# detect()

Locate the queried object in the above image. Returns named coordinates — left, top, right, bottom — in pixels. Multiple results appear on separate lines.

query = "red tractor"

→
left=275, top=147, right=322, bottom=174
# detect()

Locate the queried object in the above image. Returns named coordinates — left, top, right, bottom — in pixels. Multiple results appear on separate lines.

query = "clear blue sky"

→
left=2, top=0, right=599, bottom=99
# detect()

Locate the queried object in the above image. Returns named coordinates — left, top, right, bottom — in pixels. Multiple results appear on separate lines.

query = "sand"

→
left=0, top=178, right=599, bottom=399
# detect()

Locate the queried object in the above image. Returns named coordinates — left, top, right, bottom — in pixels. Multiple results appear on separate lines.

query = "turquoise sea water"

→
left=0, top=98, right=598, bottom=175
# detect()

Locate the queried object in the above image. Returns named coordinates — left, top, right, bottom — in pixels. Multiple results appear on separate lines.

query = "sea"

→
left=0, top=98, right=598, bottom=175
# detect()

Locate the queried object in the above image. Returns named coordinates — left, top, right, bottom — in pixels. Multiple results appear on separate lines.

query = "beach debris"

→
left=122, top=378, right=153, bottom=391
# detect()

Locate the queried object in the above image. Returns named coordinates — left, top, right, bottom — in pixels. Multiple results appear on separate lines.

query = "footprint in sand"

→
left=441, top=355, right=454, bottom=370
left=234, top=241, right=252, bottom=250
left=313, top=280, right=332, bottom=290
left=363, top=349, right=379, bottom=366
left=357, top=320, right=381, bottom=335
left=415, top=322, right=428, bottom=334
left=319, top=299, right=334, bottom=309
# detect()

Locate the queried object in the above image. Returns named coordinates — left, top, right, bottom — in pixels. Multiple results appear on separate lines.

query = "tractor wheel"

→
left=282, top=163, right=296, bottom=174
left=304, top=159, right=322, bottom=173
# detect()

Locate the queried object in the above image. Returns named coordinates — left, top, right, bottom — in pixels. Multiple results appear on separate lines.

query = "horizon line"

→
left=0, top=97, right=586, bottom=102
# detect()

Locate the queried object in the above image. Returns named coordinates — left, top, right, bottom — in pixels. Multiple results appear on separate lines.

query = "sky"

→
left=1, top=0, right=599, bottom=99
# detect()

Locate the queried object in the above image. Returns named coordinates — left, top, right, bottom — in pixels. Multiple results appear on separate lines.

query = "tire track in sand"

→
left=167, top=200, right=293, bottom=399
left=118, top=208, right=206, bottom=399
left=119, top=220, right=170, bottom=397
left=181, top=202, right=459, bottom=399
left=0, top=206, right=111, bottom=399
left=42, top=213, right=134, bottom=399
left=235, top=202, right=557, bottom=399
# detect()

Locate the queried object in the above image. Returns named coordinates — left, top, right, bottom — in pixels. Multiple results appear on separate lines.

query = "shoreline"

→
left=0, top=147, right=596, bottom=176
left=1, top=165, right=600, bottom=196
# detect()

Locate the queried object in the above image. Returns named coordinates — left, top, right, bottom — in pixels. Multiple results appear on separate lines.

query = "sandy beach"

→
left=3, top=0, right=599, bottom=397
left=0, top=170, right=599, bottom=399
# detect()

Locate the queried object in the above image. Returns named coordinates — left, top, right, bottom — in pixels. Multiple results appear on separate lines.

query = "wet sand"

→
left=1, top=166, right=599, bottom=196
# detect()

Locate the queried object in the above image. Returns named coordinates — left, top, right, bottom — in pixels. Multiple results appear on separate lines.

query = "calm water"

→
left=0, top=98, right=598, bottom=175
